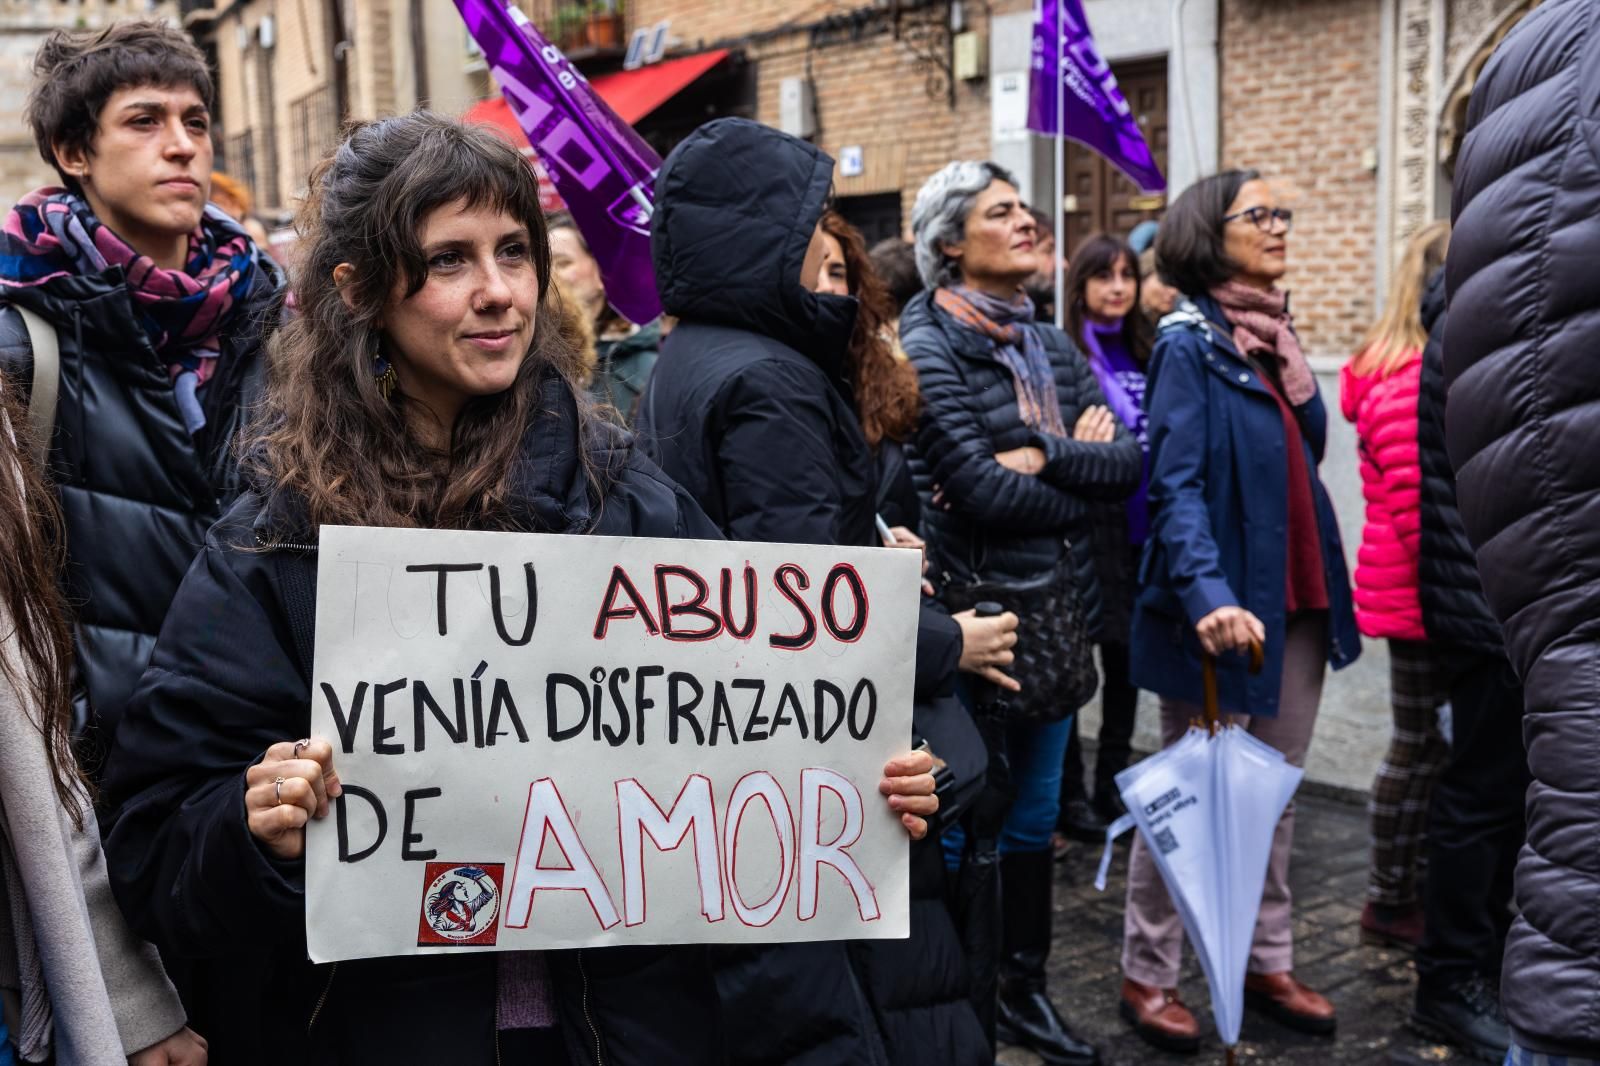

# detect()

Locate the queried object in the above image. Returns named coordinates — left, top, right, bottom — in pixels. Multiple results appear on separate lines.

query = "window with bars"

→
left=289, top=85, right=338, bottom=191
left=225, top=130, right=256, bottom=202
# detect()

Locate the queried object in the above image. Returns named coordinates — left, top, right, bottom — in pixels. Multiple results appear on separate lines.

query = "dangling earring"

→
left=371, top=333, right=397, bottom=400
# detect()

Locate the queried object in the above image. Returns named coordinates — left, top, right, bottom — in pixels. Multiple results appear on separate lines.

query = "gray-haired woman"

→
left=903, top=161, right=1141, bottom=1066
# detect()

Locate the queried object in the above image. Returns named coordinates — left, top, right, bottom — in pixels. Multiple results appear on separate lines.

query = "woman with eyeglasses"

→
left=1117, top=170, right=1359, bottom=1053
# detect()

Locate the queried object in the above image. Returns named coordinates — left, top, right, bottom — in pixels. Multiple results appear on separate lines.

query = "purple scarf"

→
left=1078, top=318, right=1146, bottom=446
left=1079, top=317, right=1151, bottom=544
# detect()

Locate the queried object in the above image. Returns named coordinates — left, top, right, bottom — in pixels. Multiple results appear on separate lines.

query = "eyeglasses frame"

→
left=1223, top=206, right=1294, bottom=233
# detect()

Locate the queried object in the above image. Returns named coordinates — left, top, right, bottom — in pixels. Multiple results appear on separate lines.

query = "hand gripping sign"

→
left=305, top=527, right=920, bottom=962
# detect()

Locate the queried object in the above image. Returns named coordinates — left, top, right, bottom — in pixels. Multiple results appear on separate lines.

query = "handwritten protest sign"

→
left=305, top=526, right=921, bottom=963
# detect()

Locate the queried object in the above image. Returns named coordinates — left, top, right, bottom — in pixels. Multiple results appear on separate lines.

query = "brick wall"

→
left=628, top=0, right=1029, bottom=234
left=1220, top=0, right=1381, bottom=360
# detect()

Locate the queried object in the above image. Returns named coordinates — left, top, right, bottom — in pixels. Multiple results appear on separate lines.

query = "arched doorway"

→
left=1437, top=0, right=1544, bottom=181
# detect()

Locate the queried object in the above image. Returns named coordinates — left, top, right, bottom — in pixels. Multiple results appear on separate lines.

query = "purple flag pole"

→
left=1054, top=3, right=1066, bottom=330
left=455, top=0, right=663, bottom=324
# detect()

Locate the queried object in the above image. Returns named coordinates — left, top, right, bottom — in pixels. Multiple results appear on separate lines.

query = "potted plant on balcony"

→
left=584, top=0, right=624, bottom=50
left=551, top=3, right=588, bottom=52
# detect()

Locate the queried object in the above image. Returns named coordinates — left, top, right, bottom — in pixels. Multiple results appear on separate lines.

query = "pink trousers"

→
left=1121, top=613, right=1327, bottom=986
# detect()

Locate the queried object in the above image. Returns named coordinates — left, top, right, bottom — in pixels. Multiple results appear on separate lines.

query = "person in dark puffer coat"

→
left=1407, top=266, right=1529, bottom=1062
left=904, top=160, right=1141, bottom=1066
left=637, top=117, right=995, bottom=1066
left=1444, top=5, right=1600, bottom=1058
left=0, top=22, right=282, bottom=767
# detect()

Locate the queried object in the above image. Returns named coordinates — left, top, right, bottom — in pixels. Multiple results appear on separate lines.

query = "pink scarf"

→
left=1210, top=280, right=1316, bottom=406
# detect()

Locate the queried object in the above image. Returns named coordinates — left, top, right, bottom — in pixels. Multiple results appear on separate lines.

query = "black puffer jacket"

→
left=900, top=290, right=1142, bottom=634
left=0, top=260, right=281, bottom=752
left=1445, top=1, right=1600, bottom=1053
left=638, top=117, right=987, bottom=1066
left=1415, top=269, right=1501, bottom=653
left=100, top=373, right=726, bottom=1065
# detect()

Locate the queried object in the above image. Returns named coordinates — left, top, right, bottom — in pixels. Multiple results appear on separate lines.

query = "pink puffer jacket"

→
left=1339, top=353, right=1425, bottom=640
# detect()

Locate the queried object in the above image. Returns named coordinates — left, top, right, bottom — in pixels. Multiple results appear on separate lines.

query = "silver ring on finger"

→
left=293, top=738, right=309, bottom=758
left=274, top=776, right=285, bottom=805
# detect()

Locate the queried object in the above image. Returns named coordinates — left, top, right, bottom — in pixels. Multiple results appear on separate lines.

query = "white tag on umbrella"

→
left=1093, top=812, right=1138, bottom=892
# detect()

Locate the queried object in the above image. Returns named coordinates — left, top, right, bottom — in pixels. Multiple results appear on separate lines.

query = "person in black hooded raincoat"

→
left=637, top=116, right=1005, bottom=1066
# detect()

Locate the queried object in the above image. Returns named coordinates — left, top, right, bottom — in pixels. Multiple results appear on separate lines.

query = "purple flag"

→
left=456, top=0, right=662, bottom=323
left=1026, top=0, right=1166, bottom=193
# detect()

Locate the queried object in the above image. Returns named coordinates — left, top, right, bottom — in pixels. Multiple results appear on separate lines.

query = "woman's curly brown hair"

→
left=820, top=211, right=920, bottom=447
left=251, top=112, right=596, bottom=532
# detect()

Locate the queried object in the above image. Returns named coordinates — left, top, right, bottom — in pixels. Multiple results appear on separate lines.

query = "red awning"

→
left=589, top=48, right=729, bottom=124
left=463, top=48, right=730, bottom=147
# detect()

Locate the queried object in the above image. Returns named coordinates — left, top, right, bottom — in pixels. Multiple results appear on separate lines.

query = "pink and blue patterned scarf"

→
left=0, top=187, right=264, bottom=432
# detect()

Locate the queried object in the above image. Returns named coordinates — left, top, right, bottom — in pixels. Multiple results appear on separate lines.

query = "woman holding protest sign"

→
left=1119, top=170, right=1358, bottom=1051
left=100, top=112, right=940, bottom=1063
left=904, top=161, right=1142, bottom=1066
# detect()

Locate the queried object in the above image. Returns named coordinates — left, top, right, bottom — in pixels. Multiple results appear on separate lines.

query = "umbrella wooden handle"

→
left=1200, top=639, right=1265, bottom=732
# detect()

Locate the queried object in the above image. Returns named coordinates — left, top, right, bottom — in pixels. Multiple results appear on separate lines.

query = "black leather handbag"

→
left=942, top=557, right=1099, bottom=723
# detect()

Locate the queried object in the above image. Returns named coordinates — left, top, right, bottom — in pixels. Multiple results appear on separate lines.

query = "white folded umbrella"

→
left=1096, top=649, right=1302, bottom=1056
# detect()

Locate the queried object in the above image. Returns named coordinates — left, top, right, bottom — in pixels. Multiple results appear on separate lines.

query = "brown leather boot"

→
left=1243, top=971, right=1337, bottom=1035
left=1118, top=978, right=1201, bottom=1053
left=1360, top=901, right=1425, bottom=950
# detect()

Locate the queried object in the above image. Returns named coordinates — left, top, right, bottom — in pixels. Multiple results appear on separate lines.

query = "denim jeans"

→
left=944, top=714, right=1074, bottom=863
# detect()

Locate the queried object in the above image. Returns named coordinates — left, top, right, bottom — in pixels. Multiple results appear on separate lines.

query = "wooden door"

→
left=1060, top=58, right=1169, bottom=257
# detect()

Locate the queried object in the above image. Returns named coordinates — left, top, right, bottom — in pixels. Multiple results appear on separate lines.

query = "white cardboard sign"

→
left=304, top=525, right=920, bottom=963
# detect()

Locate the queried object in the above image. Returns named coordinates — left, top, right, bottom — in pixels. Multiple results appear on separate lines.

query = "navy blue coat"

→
left=1129, top=296, right=1358, bottom=717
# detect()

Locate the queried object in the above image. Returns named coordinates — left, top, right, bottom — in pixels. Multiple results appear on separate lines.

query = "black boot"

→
left=1059, top=798, right=1107, bottom=843
left=1409, top=974, right=1510, bottom=1063
left=996, top=850, right=1101, bottom=1065
left=1091, top=786, right=1126, bottom=826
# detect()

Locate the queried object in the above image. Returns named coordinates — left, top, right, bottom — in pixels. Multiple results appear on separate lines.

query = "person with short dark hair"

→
left=1119, top=169, right=1359, bottom=1051
left=0, top=20, right=282, bottom=765
left=868, top=236, right=924, bottom=322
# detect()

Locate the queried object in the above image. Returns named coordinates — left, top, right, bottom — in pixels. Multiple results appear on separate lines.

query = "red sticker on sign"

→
left=417, top=863, right=505, bottom=947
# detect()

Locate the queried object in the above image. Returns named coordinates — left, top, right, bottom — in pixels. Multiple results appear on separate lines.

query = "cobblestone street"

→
left=1000, top=790, right=1484, bottom=1066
